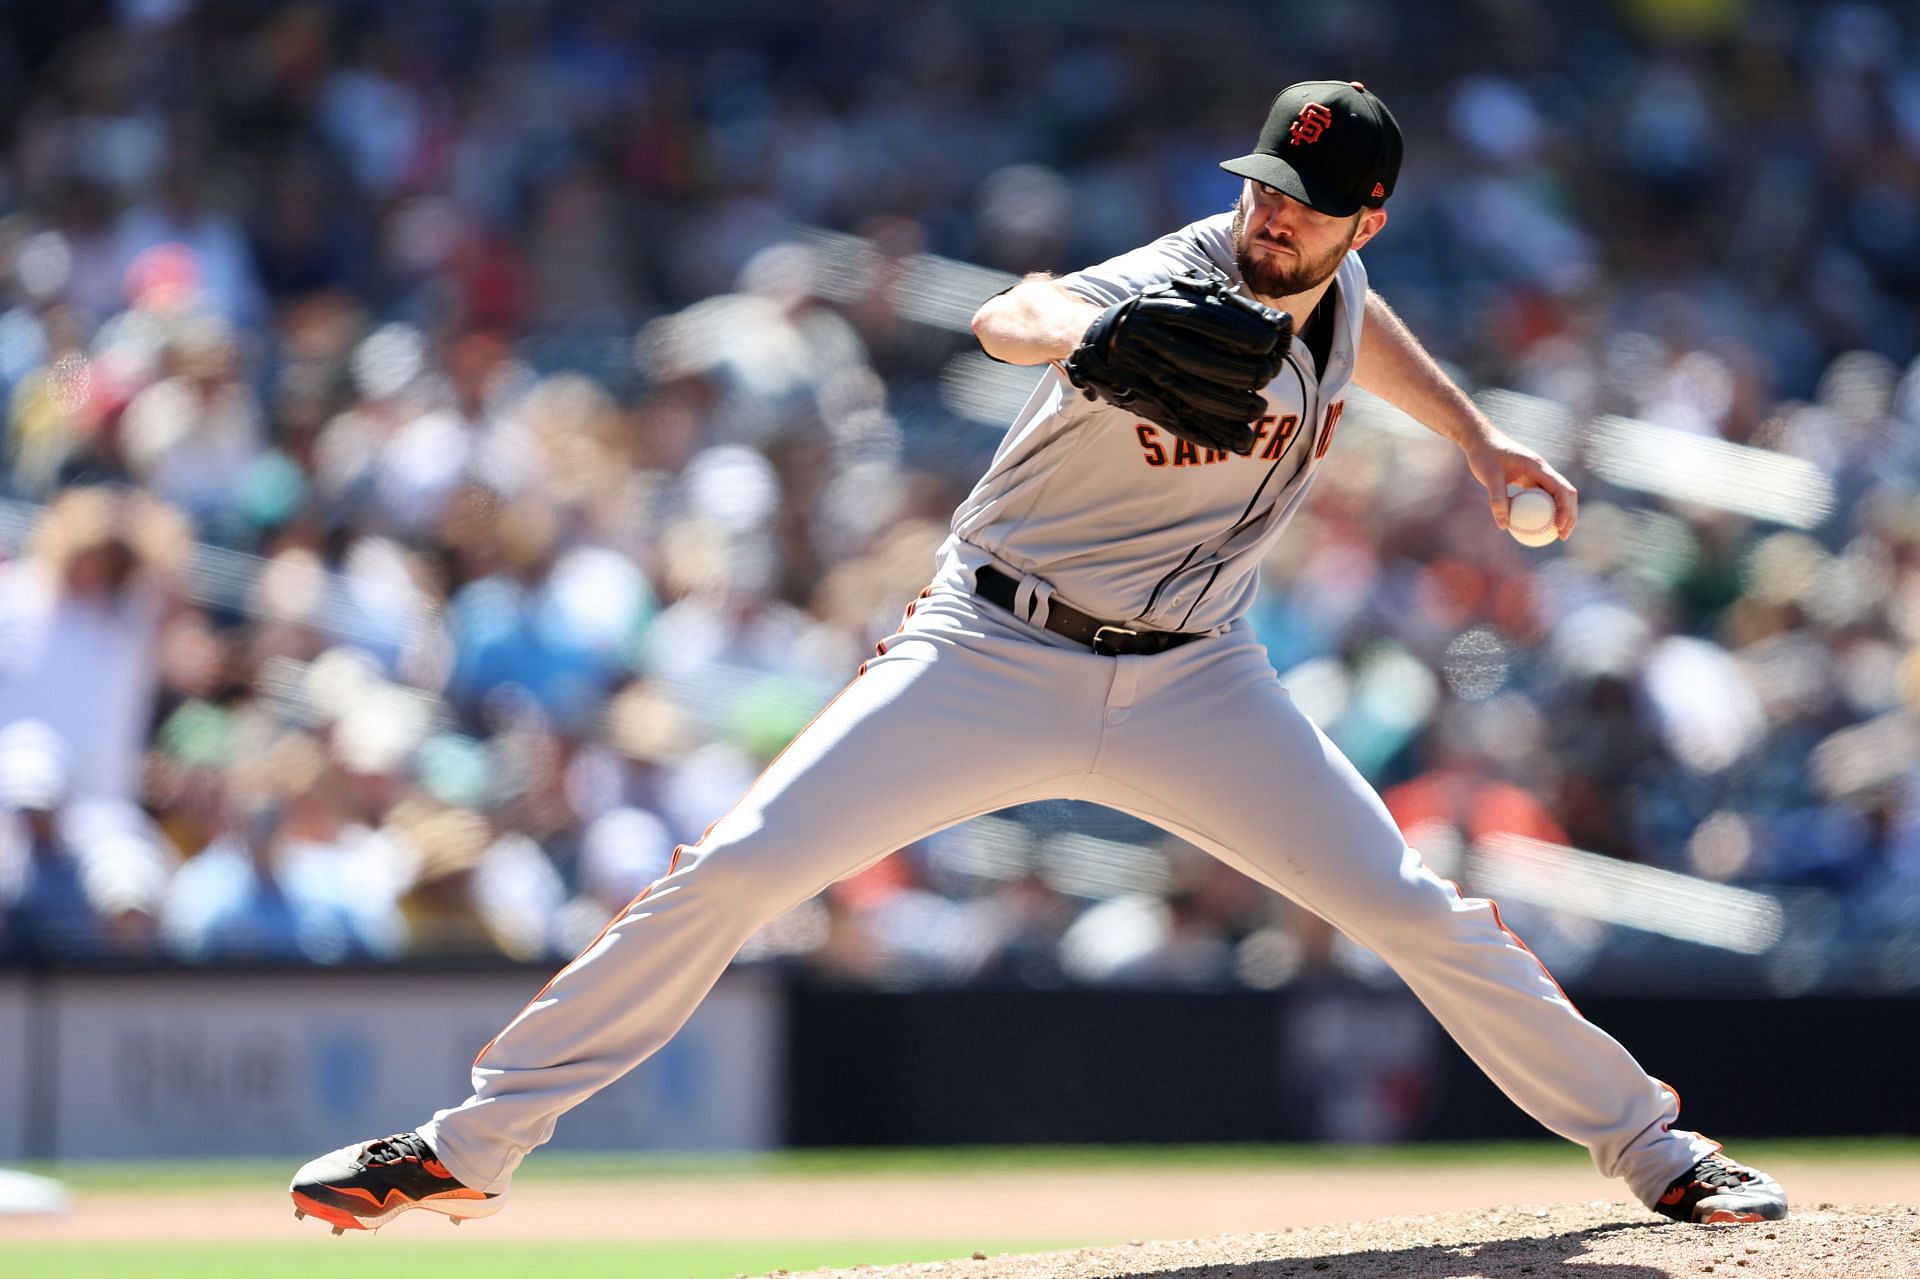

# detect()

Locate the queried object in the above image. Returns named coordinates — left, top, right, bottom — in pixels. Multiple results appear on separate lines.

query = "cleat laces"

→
left=362, top=1133, right=435, bottom=1169
left=1690, top=1155, right=1758, bottom=1190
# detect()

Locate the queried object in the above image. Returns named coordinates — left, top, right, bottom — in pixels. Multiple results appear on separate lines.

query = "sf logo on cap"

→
left=1288, top=103, right=1333, bottom=146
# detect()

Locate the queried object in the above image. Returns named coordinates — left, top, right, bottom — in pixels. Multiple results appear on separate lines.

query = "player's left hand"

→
left=1462, top=436, right=1578, bottom=540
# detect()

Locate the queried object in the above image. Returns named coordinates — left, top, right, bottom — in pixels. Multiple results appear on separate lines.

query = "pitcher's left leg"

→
left=1095, top=632, right=1747, bottom=1213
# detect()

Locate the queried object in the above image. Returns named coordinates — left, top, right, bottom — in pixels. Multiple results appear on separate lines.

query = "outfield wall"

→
left=2, top=969, right=1908, bottom=1159
left=0, top=967, right=780, bottom=1161
left=0, top=972, right=28, bottom=1159
left=786, top=984, right=1915, bottom=1146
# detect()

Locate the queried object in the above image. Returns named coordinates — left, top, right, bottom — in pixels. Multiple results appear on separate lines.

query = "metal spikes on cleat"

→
left=332, top=1226, right=345, bottom=1236
left=294, top=1209, right=305, bottom=1220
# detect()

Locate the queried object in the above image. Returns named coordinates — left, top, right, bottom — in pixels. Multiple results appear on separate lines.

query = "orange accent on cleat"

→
left=1659, top=1185, right=1689, bottom=1206
left=324, top=1182, right=488, bottom=1210
left=330, top=1184, right=399, bottom=1209
left=1703, top=1210, right=1767, bottom=1224
left=292, top=1190, right=369, bottom=1232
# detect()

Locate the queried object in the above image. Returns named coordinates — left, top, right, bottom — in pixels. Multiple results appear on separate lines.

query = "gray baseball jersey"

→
left=945, top=210, right=1366, bottom=633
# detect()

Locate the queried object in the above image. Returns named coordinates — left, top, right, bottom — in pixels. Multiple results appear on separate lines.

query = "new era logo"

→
left=1371, top=182, right=1386, bottom=198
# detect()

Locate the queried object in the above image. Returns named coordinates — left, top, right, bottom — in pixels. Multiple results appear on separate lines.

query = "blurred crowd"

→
left=2, top=1, right=1919, bottom=992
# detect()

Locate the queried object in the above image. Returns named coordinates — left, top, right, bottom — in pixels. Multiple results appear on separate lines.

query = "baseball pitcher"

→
left=291, top=80, right=1787, bottom=1234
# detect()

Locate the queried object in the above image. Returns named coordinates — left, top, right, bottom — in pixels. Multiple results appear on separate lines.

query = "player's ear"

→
left=1350, top=206, right=1388, bottom=251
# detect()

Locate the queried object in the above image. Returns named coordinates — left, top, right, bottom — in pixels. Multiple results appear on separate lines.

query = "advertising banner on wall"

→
left=6, top=968, right=779, bottom=1161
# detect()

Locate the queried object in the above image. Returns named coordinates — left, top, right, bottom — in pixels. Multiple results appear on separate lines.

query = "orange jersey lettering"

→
left=1314, top=400, right=1345, bottom=459
left=1135, top=423, right=1168, bottom=467
left=1260, top=414, right=1300, bottom=461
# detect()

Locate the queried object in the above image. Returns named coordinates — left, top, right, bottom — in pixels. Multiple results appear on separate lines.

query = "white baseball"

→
left=1506, top=484, right=1559, bottom=548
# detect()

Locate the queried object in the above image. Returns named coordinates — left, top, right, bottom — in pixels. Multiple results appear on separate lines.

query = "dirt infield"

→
left=799, top=1204, right=1920, bottom=1279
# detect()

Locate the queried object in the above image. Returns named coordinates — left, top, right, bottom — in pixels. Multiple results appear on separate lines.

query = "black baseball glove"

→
left=1063, top=273, right=1293, bottom=456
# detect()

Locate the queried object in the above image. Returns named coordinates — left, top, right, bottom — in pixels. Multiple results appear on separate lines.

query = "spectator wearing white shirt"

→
left=0, top=487, right=188, bottom=804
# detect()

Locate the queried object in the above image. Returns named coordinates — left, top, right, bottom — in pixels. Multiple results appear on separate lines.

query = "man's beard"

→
left=1231, top=200, right=1354, bottom=299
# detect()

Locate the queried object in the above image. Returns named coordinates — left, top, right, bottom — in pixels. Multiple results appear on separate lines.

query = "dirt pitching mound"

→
left=792, top=1203, right=1920, bottom=1279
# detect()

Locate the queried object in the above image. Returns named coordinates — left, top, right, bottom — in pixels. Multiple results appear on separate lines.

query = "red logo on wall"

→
left=1289, top=103, right=1334, bottom=146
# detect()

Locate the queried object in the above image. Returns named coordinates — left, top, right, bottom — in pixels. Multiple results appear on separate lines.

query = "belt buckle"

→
left=1091, top=624, right=1141, bottom=656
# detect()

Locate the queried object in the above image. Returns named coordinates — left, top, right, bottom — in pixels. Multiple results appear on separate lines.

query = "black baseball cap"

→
left=1219, top=80, right=1403, bottom=218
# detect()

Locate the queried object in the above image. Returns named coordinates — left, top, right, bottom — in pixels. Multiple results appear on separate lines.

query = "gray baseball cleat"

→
left=1651, top=1152, right=1789, bottom=1224
left=290, top=1131, right=504, bottom=1234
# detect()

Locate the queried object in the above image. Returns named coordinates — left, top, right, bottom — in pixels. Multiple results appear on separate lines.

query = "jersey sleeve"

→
left=1056, top=217, right=1233, bottom=307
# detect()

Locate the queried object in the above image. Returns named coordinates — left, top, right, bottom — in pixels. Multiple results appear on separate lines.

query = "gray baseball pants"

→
left=421, top=565, right=1716, bottom=1208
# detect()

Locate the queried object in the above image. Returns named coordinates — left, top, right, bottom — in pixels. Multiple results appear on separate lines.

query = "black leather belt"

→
left=974, top=565, right=1209, bottom=656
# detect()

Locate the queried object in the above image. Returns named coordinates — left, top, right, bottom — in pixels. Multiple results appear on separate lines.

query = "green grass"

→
left=0, top=1240, right=1052, bottom=1279
left=17, top=1136, right=1916, bottom=1193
